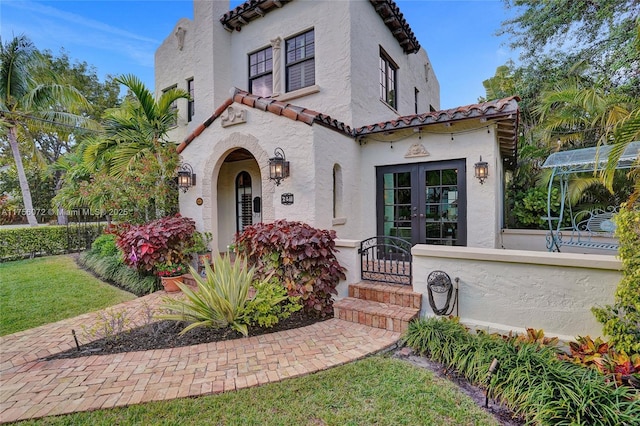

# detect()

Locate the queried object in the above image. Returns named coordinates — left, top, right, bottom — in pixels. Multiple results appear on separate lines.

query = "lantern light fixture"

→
left=474, top=156, right=489, bottom=185
left=269, top=147, right=290, bottom=186
left=177, top=163, right=196, bottom=193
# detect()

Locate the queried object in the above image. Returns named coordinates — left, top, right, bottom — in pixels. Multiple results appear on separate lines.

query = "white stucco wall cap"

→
left=411, top=245, right=622, bottom=271
left=334, top=239, right=361, bottom=248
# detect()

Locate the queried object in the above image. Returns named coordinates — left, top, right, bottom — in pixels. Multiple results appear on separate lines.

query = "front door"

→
left=377, top=159, right=467, bottom=246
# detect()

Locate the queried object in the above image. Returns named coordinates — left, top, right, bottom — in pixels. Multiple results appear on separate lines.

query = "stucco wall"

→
left=358, top=126, right=501, bottom=248
left=348, top=0, right=440, bottom=127
left=155, top=17, right=195, bottom=145
left=333, top=240, right=621, bottom=340
left=311, top=126, right=361, bottom=238
left=157, top=0, right=441, bottom=142
left=411, top=245, right=620, bottom=340
left=500, top=228, right=619, bottom=255
left=178, top=101, right=319, bottom=252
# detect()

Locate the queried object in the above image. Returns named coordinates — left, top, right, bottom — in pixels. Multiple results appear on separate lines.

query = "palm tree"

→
left=600, top=19, right=640, bottom=205
left=84, top=74, right=189, bottom=217
left=0, top=35, right=93, bottom=226
left=535, top=78, right=635, bottom=150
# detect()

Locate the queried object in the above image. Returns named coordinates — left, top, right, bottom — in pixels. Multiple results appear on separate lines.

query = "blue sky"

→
left=1, top=0, right=518, bottom=110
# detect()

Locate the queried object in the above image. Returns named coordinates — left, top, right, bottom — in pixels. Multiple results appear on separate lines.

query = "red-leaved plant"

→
left=116, top=214, right=196, bottom=273
left=235, top=220, right=346, bottom=317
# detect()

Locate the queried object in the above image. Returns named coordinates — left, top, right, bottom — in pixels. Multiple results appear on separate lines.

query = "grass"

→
left=0, top=255, right=136, bottom=335
left=16, top=356, right=500, bottom=425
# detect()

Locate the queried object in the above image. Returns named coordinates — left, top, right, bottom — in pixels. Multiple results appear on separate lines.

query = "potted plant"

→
left=156, top=262, right=187, bottom=292
left=187, top=231, right=213, bottom=271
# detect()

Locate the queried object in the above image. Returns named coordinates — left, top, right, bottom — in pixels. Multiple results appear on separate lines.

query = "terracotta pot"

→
left=160, top=275, right=184, bottom=292
left=198, top=252, right=212, bottom=267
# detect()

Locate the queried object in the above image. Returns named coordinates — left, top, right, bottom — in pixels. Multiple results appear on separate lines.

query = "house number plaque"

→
left=281, top=193, right=294, bottom=205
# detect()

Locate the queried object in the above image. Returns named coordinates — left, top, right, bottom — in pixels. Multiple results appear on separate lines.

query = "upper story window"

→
left=187, top=78, right=195, bottom=122
left=163, top=84, right=178, bottom=127
left=379, top=48, right=398, bottom=109
left=249, top=46, right=273, bottom=97
left=286, top=29, right=315, bottom=92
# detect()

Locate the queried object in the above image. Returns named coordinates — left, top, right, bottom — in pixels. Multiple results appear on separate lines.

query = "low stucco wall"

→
left=500, top=228, right=619, bottom=255
left=334, top=239, right=622, bottom=341
left=411, top=245, right=621, bottom=341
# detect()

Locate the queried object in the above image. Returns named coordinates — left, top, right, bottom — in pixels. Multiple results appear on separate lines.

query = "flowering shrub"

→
left=115, top=214, right=196, bottom=273
left=156, top=262, right=187, bottom=277
left=235, top=220, right=346, bottom=317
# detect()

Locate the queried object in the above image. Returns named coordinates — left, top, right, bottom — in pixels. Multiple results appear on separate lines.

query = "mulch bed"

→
left=44, top=310, right=330, bottom=361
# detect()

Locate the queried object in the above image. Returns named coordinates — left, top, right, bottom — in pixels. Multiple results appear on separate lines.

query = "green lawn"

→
left=0, top=255, right=136, bottom=335
left=17, top=356, right=500, bottom=425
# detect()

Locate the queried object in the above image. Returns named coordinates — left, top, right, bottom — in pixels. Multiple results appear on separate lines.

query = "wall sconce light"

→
left=474, top=156, right=489, bottom=184
left=177, top=163, right=196, bottom=193
left=269, top=147, right=290, bottom=186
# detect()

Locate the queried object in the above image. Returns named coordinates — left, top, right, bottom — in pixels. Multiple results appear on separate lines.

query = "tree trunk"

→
left=55, top=173, right=68, bottom=225
left=8, top=126, right=38, bottom=227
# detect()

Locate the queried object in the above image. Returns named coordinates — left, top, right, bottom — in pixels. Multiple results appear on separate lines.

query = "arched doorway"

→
left=216, top=148, right=262, bottom=251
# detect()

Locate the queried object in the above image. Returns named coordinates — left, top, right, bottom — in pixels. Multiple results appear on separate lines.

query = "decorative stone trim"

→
left=404, top=143, right=430, bottom=158
left=274, top=84, right=320, bottom=102
left=220, top=106, right=247, bottom=127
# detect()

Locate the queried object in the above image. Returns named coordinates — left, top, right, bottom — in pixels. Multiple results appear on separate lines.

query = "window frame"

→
left=285, top=29, right=315, bottom=92
left=187, top=78, right=195, bottom=122
left=248, top=45, right=274, bottom=97
left=379, top=47, right=398, bottom=109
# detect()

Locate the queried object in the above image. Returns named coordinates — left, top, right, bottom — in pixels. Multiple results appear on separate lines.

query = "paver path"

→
left=0, top=292, right=400, bottom=423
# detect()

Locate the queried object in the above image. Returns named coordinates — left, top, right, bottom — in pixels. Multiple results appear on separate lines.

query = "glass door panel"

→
left=424, top=168, right=460, bottom=245
left=377, top=160, right=466, bottom=247
left=382, top=171, right=412, bottom=244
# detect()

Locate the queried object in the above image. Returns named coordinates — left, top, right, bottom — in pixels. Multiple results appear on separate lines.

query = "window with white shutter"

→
left=285, top=29, right=315, bottom=92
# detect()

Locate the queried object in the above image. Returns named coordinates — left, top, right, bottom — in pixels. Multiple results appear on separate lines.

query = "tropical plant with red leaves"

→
left=235, top=220, right=346, bottom=317
left=115, top=214, right=196, bottom=273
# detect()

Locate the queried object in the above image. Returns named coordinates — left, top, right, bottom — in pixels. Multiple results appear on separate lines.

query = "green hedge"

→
left=0, top=224, right=104, bottom=261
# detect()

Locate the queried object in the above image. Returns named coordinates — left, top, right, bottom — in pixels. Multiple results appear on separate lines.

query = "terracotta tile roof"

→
left=220, top=0, right=419, bottom=54
left=177, top=89, right=520, bottom=169
left=177, top=89, right=519, bottom=169
left=355, top=97, right=520, bottom=135
left=354, top=96, right=520, bottom=168
left=220, top=0, right=291, bottom=31
left=176, top=88, right=353, bottom=154
left=369, top=0, right=420, bottom=54
left=176, top=98, right=233, bottom=154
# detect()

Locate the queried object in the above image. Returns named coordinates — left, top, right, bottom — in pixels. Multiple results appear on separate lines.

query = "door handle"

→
left=412, top=214, right=417, bottom=218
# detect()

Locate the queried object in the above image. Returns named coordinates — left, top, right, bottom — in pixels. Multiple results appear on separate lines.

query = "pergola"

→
left=540, top=141, right=640, bottom=251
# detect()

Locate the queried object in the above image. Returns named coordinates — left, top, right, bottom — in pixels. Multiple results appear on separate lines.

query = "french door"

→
left=376, top=159, right=467, bottom=246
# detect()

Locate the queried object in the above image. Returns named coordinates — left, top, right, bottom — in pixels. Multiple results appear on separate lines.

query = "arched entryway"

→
left=216, top=148, right=262, bottom=251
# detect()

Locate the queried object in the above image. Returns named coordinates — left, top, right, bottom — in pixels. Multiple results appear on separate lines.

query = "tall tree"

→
left=500, top=0, right=640, bottom=95
left=0, top=35, right=93, bottom=226
left=83, top=74, right=189, bottom=218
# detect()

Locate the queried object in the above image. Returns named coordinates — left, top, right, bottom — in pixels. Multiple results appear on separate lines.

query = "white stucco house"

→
left=156, top=0, right=519, bottom=254
left=155, top=0, right=623, bottom=341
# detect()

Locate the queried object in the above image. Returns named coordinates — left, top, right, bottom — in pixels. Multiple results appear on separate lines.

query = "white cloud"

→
left=2, top=0, right=156, bottom=67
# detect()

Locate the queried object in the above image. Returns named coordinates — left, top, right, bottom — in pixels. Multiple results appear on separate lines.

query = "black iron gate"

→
left=359, top=236, right=412, bottom=285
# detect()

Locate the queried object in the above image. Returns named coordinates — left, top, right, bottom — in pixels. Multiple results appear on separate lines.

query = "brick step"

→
left=349, top=281, right=421, bottom=309
left=182, top=273, right=200, bottom=288
left=333, top=297, right=419, bottom=333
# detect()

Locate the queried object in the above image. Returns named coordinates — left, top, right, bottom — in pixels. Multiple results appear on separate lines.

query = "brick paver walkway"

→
left=0, top=292, right=400, bottom=423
